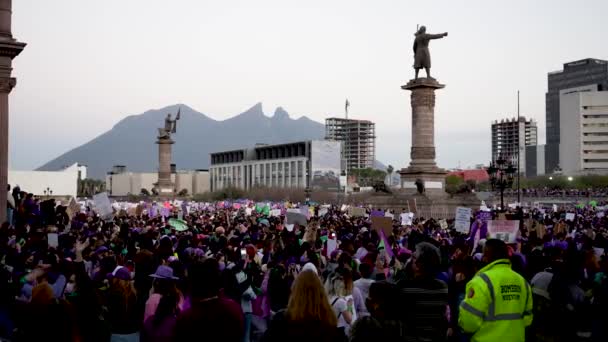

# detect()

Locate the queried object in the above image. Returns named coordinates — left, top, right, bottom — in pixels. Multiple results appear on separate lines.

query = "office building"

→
left=546, top=58, right=608, bottom=173
left=325, top=118, right=375, bottom=170
left=491, top=117, right=538, bottom=175
left=525, top=145, right=545, bottom=177
left=209, top=140, right=341, bottom=192
left=559, top=87, right=608, bottom=175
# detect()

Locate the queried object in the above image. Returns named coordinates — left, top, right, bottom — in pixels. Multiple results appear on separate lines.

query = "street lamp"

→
left=487, top=156, right=516, bottom=211
left=304, top=187, right=311, bottom=205
left=567, top=176, right=573, bottom=182
left=43, top=187, right=53, bottom=196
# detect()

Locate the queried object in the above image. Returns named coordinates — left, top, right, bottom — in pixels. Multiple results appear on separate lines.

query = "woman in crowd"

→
left=106, top=266, right=139, bottom=342
left=143, top=265, right=182, bottom=322
left=325, top=270, right=354, bottom=336
left=263, top=270, right=346, bottom=342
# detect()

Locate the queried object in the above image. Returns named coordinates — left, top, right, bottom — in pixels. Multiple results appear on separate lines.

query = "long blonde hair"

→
left=286, top=270, right=337, bottom=326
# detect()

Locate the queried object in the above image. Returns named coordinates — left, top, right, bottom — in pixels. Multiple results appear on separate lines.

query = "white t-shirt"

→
left=330, top=295, right=356, bottom=335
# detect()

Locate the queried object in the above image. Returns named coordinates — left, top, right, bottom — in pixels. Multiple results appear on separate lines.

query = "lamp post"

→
left=304, top=187, right=311, bottom=205
left=43, top=187, right=53, bottom=196
left=487, top=156, right=516, bottom=211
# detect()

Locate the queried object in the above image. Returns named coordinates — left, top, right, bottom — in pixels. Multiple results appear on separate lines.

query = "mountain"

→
left=38, top=103, right=328, bottom=179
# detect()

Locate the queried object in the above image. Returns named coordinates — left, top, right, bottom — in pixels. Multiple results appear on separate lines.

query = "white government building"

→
left=8, top=163, right=86, bottom=198
left=105, top=165, right=210, bottom=196
left=209, top=140, right=342, bottom=192
left=560, top=86, right=608, bottom=175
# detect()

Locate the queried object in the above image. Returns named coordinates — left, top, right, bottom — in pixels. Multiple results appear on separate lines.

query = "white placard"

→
left=47, top=233, right=59, bottom=248
left=487, top=220, right=519, bottom=244
left=565, top=213, right=575, bottom=221
left=93, top=192, right=113, bottom=219
left=400, top=212, right=414, bottom=226
left=454, top=207, right=472, bottom=233
left=326, top=238, right=338, bottom=257
left=245, top=208, right=253, bottom=216
left=319, top=208, right=328, bottom=217
left=270, top=209, right=282, bottom=217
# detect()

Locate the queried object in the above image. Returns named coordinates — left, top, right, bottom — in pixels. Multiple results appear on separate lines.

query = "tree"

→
left=350, top=168, right=387, bottom=187
left=178, top=188, right=188, bottom=197
left=386, top=165, right=394, bottom=186
left=140, top=188, right=150, bottom=196
left=445, top=175, right=464, bottom=195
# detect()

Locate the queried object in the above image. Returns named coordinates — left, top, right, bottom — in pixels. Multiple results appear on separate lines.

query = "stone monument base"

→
left=399, top=167, right=448, bottom=198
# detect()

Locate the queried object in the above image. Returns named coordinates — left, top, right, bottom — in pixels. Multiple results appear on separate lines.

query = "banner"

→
left=487, top=220, right=519, bottom=244
left=454, top=207, right=472, bottom=233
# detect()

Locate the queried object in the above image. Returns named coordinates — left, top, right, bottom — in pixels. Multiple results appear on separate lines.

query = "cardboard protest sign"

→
left=372, top=217, right=393, bottom=237
left=270, top=209, right=282, bottom=217
left=349, top=207, right=366, bottom=217
left=67, top=197, right=81, bottom=218
left=565, top=213, right=575, bottom=221
left=286, top=209, right=307, bottom=226
left=93, top=192, right=113, bottom=220
left=136, top=204, right=144, bottom=217
left=245, top=208, right=253, bottom=216
left=487, top=220, right=519, bottom=244
left=454, top=207, right=472, bottom=233
left=439, top=219, right=448, bottom=230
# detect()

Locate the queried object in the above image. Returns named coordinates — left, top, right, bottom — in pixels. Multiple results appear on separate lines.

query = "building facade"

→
left=525, top=145, right=545, bottom=177
left=491, top=117, right=538, bottom=175
left=559, top=87, right=608, bottom=175
left=106, top=167, right=209, bottom=196
left=9, top=163, right=80, bottom=198
left=209, top=140, right=341, bottom=192
left=546, top=58, right=608, bottom=173
left=325, top=118, right=375, bottom=170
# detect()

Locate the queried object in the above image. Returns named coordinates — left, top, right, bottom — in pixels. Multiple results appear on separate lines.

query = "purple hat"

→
left=149, top=265, right=179, bottom=280
left=108, top=266, right=131, bottom=281
left=95, top=246, right=109, bottom=255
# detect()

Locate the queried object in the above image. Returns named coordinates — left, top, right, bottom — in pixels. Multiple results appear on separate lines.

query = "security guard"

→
left=459, top=239, right=533, bottom=342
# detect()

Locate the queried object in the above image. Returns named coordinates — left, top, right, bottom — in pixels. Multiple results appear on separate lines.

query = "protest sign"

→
left=245, top=208, right=253, bottom=216
left=47, top=233, right=59, bottom=248
left=487, top=220, right=519, bottom=244
left=385, top=212, right=394, bottom=220
left=349, top=207, right=366, bottom=217
left=67, top=197, right=81, bottom=218
left=326, top=238, right=338, bottom=258
left=319, top=208, right=328, bottom=217
left=476, top=211, right=492, bottom=223
left=372, top=217, right=393, bottom=237
left=454, top=207, right=472, bottom=233
left=400, top=213, right=414, bottom=226
left=565, top=213, right=575, bottom=221
left=93, top=192, right=113, bottom=220
left=594, top=247, right=604, bottom=259
left=371, top=210, right=384, bottom=218
left=286, top=209, right=307, bottom=226
left=439, top=219, right=448, bottom=230
left=270, top=209, right=282, bottom=217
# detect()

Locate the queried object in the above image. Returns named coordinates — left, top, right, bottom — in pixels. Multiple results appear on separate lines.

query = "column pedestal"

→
left=399, top=78, right=447, bottom=197
left=154, top=137, right=175, bottom=195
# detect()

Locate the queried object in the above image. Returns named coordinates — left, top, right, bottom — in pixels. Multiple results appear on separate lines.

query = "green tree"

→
left=445, top=175, right=464, bottom=195
left=350, top=168, right=387, bottom=187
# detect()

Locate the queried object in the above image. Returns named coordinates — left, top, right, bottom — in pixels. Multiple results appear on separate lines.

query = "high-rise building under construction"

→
left=325, top=117, right=376, bottom=170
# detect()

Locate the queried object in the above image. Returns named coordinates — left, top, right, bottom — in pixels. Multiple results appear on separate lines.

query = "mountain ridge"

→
left=38, top=104, right=328, bottom=179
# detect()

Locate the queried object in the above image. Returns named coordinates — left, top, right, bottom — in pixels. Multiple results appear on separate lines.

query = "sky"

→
left=8, top=0, right=608, bottom=173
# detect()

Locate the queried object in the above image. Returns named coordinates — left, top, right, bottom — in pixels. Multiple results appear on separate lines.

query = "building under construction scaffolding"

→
left=325, top=117, right=376, bottom=170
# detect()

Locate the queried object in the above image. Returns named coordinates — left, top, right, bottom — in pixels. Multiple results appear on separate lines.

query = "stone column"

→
left=399, top=78, right=447, bottom=196
left=154, top=137, right=175, bottom=194
left=0, top=0, right=25, bottom=222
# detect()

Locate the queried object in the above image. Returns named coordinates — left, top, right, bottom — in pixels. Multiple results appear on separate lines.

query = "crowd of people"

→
left=1, top=185, right=608, bottom=341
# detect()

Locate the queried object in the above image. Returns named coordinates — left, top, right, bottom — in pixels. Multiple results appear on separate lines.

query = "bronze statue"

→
left=413, top=26, right=448, bottom=80
left=158, top=108, right=181, bottom=139
left=415, top=178, right=425, bottom=194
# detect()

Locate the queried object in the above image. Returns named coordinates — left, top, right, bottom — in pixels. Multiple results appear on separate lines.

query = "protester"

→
left=174, top=258, right=244, bottom=342
left=263, top=270, right=346, bottom=342
left=0, top=186, right=607, bottom=342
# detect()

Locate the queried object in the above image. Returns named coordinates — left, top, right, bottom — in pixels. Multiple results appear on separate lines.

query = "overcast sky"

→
left=9, top=0, right=608, bottom=172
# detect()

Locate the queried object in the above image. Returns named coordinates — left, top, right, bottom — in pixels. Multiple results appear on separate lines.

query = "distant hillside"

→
left=38, top=103, right=329, bottom=179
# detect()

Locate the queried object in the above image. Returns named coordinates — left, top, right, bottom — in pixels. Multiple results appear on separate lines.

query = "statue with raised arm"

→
left=413, top=26, right=448, bottom=80
left=157, top=107, right=181, bottom=139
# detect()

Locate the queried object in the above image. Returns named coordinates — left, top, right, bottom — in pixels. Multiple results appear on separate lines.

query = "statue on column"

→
left=158, top=108, right=181, bottom=139
left=413, top=26, right=448, bottom=80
